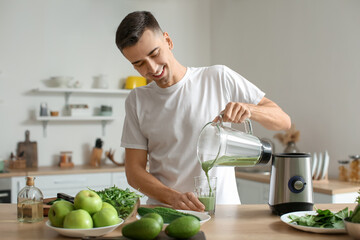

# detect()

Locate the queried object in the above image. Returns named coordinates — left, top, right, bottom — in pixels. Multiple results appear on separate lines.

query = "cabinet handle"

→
left=53, top=179, right=86, bottom=184
left=0, top=193, right=9, bottom=198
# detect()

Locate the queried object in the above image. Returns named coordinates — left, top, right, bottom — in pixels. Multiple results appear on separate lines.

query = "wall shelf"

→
left=33, top=87, right=130, bottom=137
left=36, top=115, right=119, bottom=137
left=33, top=87, right=131, bottom=94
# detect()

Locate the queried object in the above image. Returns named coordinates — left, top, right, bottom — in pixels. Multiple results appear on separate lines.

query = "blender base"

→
left=269, top=202, right=314, bottom=216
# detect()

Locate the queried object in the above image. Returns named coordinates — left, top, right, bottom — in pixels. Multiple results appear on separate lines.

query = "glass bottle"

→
left=17, top=176, right=44, bottom=223
left=338, top=160, right=349, bottom=181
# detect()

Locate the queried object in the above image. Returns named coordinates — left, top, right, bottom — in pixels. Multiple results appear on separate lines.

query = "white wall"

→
left=210, top=0, right=360, bottom=178
left=1, top=0, right=359, bottom=179
left=0, top=0, right=211, bottom=166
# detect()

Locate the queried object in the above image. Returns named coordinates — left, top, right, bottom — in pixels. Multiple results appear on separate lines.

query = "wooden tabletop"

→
left=0, top=203, right=355, bottom=240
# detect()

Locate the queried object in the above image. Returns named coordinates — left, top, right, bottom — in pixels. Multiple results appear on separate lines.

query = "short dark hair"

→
left=115, top=11, right=163, bottom=52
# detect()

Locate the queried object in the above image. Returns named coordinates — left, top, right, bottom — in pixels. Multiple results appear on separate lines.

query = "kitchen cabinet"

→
left=237, top=178, right=270, bottom=204
left=32, top=87, right=130, bottom=137
left=11, top=173, right=112, bottom=203
left=9, top=170, right=146, bottom=204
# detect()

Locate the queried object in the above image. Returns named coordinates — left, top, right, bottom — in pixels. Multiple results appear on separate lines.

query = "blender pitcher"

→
left=197, top=115, right=272, bottom=172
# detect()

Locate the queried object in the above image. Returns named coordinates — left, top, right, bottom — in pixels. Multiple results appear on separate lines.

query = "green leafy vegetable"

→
left=138, top=207, right=201, bottom=223
left=349, top=190, right=360, bottom=223
left=288, top=207, right=350, bottom=229
left=92, top=185, right=141, bottom=219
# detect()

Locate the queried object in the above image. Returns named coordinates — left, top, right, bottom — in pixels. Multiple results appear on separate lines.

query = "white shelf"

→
left=33, top=87, right=131, bottom=94
left=36, top=116, right=119, bottom=121
left=32, top=87, right=128, bottom=137
left=37, top=115, right=119, bottom=137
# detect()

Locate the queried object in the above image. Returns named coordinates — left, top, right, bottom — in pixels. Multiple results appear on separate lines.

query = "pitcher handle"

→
left=217, top=114, right=253, bottom=135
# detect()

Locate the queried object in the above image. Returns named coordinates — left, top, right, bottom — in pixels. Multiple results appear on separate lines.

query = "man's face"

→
left=122, top=29, right=175, bottom=88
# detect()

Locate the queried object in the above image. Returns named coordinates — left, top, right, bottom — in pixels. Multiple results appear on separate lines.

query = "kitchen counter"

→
left=0, top=203, right=355, bottom=240
left=236, top=171, right=360, bottom=195
left=0, top=164, right=125, bottom=178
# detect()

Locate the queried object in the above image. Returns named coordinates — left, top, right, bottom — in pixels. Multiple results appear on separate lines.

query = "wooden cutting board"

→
left=17, top=130, right=38, bottom=168
left=81, top=231, right=206, bottom=239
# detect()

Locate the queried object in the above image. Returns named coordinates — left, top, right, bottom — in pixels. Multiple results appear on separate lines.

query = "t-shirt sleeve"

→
left=120, top=93, right=148, bottom=150
left=222, top=65, right=265, bottom=105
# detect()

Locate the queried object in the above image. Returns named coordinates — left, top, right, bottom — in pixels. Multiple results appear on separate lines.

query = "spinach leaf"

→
left=289, top=207, right=349, bottom=229
left=91, top=185, right=142, bottom=219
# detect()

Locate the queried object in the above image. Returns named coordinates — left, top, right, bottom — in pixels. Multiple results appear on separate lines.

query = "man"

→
left=116, top=11, right=291, bottom=211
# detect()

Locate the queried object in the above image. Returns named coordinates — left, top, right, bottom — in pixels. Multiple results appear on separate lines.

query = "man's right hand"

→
left=170, top=192, right=205, bottom=212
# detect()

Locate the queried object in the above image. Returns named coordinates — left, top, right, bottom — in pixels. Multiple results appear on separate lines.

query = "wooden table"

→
left=0, top=203, right=355, bottom=240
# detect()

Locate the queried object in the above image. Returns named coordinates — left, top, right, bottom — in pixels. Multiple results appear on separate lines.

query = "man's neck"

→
left=171, top=60, right=187, bottom=85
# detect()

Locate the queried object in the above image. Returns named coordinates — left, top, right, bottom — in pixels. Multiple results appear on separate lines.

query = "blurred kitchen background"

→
left=0, top=0, right=359, bottom=179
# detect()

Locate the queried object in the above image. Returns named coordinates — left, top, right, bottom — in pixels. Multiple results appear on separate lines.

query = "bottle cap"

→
left=26, top=176, right=35, bottom=186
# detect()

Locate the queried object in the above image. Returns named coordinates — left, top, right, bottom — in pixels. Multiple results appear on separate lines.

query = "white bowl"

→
left=51, top=76, right=73, bottom=88
left=45, top=219, right=124, bottom=238
left=344, top=218, right=360, bottom=240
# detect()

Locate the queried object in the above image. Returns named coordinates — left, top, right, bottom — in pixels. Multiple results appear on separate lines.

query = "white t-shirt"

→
left=121, top=65, right=265, bottom=205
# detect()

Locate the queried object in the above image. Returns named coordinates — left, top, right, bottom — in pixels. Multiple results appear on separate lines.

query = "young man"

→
left=116, top=11, right=291, bottom=211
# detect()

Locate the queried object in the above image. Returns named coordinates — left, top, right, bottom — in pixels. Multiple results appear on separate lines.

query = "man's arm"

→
left=214, top=97, right=291, bottom=130
left=124, top=148, right=205, bottom=211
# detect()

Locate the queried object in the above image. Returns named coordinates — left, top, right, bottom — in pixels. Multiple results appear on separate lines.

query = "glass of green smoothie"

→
left=194, top=176, right=217, bottom=215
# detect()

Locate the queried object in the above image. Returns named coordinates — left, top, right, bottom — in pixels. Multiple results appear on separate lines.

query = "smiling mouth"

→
left=152, top=66, right=165, bottom=78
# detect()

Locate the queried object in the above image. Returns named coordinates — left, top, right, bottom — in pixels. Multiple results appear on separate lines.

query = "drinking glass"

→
left=194, top=176, right=217, bottom=215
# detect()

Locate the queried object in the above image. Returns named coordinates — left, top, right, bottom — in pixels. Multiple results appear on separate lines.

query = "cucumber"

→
left=137, top=207, right=201, bottom=224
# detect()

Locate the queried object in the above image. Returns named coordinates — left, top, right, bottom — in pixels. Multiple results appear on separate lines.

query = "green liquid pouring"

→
left=200, top=156, right=259, bottom=197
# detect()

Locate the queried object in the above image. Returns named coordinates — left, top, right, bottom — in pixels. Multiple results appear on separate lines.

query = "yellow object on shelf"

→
left=125, top=76, right=147, bottom=89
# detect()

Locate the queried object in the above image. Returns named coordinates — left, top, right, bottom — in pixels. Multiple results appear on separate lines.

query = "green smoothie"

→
left=199, top=155, right=260, bottom=212
left=198, top=196, right=216, bottom=214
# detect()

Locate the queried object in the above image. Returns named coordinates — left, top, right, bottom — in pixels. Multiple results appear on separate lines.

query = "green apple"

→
left=92, top=208, right=121, bottom=228
left=63, top=209, right=93, bottom=229
left=101, top=202, right=118, bottom=216
left=48, top=200, right=75, bottom=227
left=74, top=190, right=102, bottom=215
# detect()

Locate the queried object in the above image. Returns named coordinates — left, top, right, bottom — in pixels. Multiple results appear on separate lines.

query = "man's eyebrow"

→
left=131, top=47, right=159, bottom=65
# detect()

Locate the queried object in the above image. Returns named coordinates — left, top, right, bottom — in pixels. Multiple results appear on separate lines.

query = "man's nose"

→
left=147, top=60, right=157, bottom=73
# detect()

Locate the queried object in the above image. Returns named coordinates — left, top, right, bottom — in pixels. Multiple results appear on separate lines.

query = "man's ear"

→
left=163, top=32, right=174, bottom=50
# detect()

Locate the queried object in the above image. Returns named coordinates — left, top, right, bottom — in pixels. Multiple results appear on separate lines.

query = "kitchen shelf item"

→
left=125, top=76, right=146, bottom=89
left=319, top=151, right=329, bottom=181
left=59, top=151, right=74, bottom=168
left=313, top=152, right=323, bottom=180
left=349, top=155, right=360, bottom=183
left=16, top=130, right=38, bottom=168
left=338, top=160, right=349, bottom=181
left=311, top=151, right=329, bottom=183
left=311, top=153, right=318, bottom=177
left=32, top=87, right=129, bottom=137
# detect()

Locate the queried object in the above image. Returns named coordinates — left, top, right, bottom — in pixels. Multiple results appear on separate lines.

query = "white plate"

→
left=45, top=219, right=124, bottom=238
left=311, top=153, right=318, bottom=177
left=320, top=151, right=330, bottom=180
left=280, top=211, right=346, bottom=234
left=137, top=209, right=211, bottom=226
left=314, top=152, right=323, bottom=180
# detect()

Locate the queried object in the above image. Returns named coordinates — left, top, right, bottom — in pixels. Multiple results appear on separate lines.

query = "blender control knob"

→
left=294, top=180, right=304, bottom=190
left=288, top=176, right=306, bottom=193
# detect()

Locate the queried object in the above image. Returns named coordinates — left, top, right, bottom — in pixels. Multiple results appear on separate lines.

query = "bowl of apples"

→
left=46, top=190, right=124, bottom=238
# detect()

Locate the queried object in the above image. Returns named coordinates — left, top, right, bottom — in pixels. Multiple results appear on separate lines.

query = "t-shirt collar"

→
left=150, top=67, right=191, bottom=94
